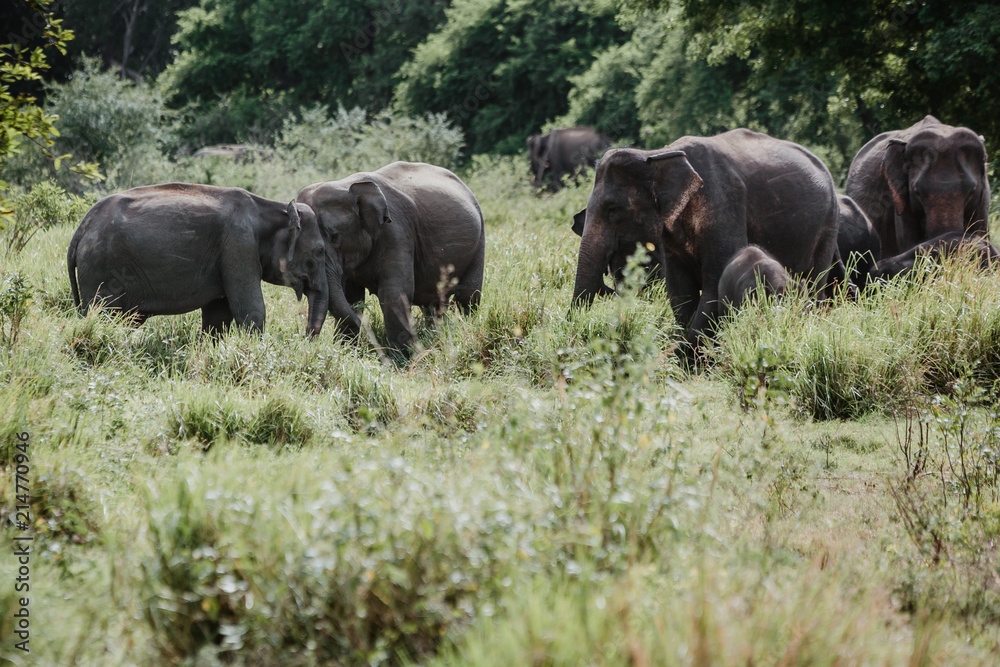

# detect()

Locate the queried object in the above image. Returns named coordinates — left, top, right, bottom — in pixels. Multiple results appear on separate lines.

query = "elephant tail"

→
left=67, top=225, right=83, bottom=310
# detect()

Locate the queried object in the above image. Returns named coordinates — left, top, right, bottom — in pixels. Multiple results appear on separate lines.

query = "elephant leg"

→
left=452, top=244, right=485, bottom=314
left=664, top=256, right=699, bottom=331
left=201, top=298, right=234, bottom=336
left=222, top=245, right=267, bottom=332
left=379, top=277, right=416, bottom=356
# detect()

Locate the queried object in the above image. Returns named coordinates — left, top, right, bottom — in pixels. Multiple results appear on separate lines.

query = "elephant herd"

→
left=562, top=115, right=994, bottom=352
left=67, top=115, right=993, bottom=361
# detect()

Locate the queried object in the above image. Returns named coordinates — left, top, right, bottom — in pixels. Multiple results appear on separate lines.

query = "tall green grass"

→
left=3, top=149, right=1000, bottom=664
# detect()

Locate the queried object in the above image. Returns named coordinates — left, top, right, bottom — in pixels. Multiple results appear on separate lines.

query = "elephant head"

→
left=882, top=127, right=990, bottom=251
left=571, top=148, right=703, bottom=305
left=526, top=133, right=551, bottom=188
left=277, top=202, right=329, bottom=337
left=298, top=180, right=391, bottom=337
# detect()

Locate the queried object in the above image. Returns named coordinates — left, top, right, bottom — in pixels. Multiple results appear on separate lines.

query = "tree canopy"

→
left=3, top=0, right=998, bottom=177
left=1, top=0, right=99, bottom=220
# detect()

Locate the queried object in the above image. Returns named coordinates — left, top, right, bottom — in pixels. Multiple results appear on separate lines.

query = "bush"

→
left=2, top=181, right=92, bottom=257
left=0, top=273, right=32, bottom=347
left=0, top=462, right=100, bottom=545
left=170, top=389, right=313, bottom=449
left=4, top=58, right=174, bottom=192
left=891, top=378, right=1000, bottom=625
left=276, top=105, right=464, bottom=174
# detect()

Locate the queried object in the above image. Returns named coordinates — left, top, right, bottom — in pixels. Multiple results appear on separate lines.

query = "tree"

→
left=0, top=0, right=99, bottom=221
left=159, top=0, right=449, bottom=146
left=393, top=0, right=629, bottom=155
left=624, top=0, right=1000, bottom=167
left=554, top=10, right=864, bottom=179
left=60, top=0, right=199, bottom=81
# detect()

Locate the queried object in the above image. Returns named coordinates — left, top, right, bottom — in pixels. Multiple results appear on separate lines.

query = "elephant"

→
left=862, top=231, right=999, bottom=288
left=571, top=129, right=842, bottom=350
left=717, top=245, right=797, bottom=318
left=67, top=183, right=329, bottom=335
left=296, top=161, right=485, bottom=355
left=836, top=194, right=881, bottom=285
left=845, top=115, right=990, bottom=257
left=527, top=126, right=610, bottom=191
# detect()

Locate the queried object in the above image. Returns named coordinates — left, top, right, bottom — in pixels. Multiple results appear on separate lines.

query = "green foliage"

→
left=0, top=272, right=32, bottom=347
left=715, top=253, right=1000, bottom=419
left=891, top=378, right=1000, bottom=623
left=0, top=0, right=100, bottom=221
left=394, top=0, right=628, bottom=154
left=2, top=180, right=91, bottom=257
left=276, top=105, right=463, bottom=174
left=639, top=0, right=1000, bottom=179
left=0, top=460, right=100, bottom=544
left=45, top=58, right=170, bottom=163
left=161, top=0, right=449, bottom=147
left=62, top=0, right=198, bottom=80
left=165, top=106, right=464, bottom=201
left=170, top=388, right=312, bottom=449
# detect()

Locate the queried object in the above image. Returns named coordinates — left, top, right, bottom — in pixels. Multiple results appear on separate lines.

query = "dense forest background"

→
left=3, top=0, right=999, bottom=190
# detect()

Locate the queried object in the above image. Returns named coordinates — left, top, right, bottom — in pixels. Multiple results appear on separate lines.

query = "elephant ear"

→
left=282, top=201, right=302, bottom=269
left=349, top=181, right=390, bottom=237
left=646, top=151, right=704, bottom=231
left=881, top=138, right=909, bottom=216
left=571, top=209, right=587, bottom=237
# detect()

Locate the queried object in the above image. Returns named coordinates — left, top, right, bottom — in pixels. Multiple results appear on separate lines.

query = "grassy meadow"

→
left=2, top=147, right=1000, bottom=665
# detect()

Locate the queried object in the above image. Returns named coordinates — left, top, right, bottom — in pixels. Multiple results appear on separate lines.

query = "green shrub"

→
left=137, top=460, right=528, bottom=664
left=170, top=391, right=249, bottom=449
left=64, top=310, right=136, bottom=367
left=891, top=378, right=1000, bottom=626
left=0, top=459, right=100, bottom=544
left=2, top=181, right=92, bottom=257
left=278, top=105, right=464, bottom=173
left=0, top=272, right=32, bottom=347
left=245, top=394, right=313, bottom=448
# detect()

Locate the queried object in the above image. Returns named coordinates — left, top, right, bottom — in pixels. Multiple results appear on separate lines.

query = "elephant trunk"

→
left=924, top=196, right=972, bottom=241
left=327, top=261, right=361, bottom=337
left=571, top=222, right=613, bottom=307
left=305, top=282, right=328, bottom=337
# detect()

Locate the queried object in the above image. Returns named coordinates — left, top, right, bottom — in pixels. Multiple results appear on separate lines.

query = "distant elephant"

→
left=527, top=126, right=610, bottom=191
left=571, top=129, right=842, bottom=350
left=296, top=162, right=485, bottom=355
left=863, top=231, right=999, bottom=288
left=67, top=183, right=329, bottom=335
left=718, top=245, right=797, bottom=318
left=836, top=194, right=881, bottom=285
left=846, top=115, right=990, bottom=257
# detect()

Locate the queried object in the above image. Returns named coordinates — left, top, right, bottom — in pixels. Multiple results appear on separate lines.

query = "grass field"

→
left=2, top=153, right=1000, bottom=665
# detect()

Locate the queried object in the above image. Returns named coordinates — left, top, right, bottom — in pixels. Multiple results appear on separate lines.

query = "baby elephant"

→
left=296, top=162, right=485, bottom=355
left=718, top=245, right=796, bottom=318
left=836, top=194, right=881, bottom=285
left=68, top=183, right=329, bottom=335
left=864, top=231, right=999, bottom=287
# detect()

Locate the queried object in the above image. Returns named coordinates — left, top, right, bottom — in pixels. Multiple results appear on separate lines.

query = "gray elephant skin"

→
left=296, top=162, right=485, bottom=354
left=836, top=194, right=881, bottom=284
left=527, top=126, right=610, bottom=191
left=846, top=115, right=990, bottom=257
left=718, top=245, right=796, bottom=318
left=67, top=183, right=329, bottom=335
left=571, top=129, right=842, bottom=349
left=863, top=231, right=999, bottom=288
